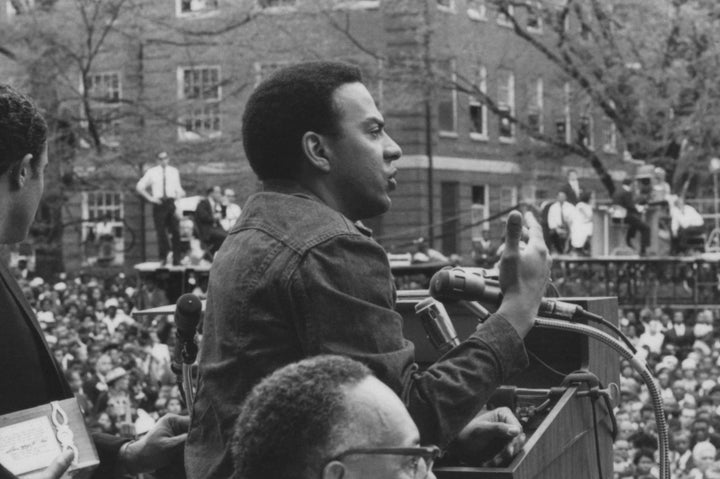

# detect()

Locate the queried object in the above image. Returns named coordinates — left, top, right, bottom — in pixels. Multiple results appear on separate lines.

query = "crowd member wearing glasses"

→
left=187, top=61, right=550, bottom=478
left=233, top=355, right=440, bottom=479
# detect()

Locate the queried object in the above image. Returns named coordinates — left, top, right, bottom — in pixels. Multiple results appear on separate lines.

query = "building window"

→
left=6, top=0, right=34, bottom=17
left=467, top=0, right=486, bottom=21
left=437, top=59, right=457, bottom=136
left=500, top=186, right=518, bottom=211
left=81, top=191, right=125, bottom=266
left=178, top=66, right=222, bottom=141
left=578, top=103, right=594, bottom=149
left=469, top=66, right=487, bottom=140
left=602, top=118, right=617, bottom=153
left=258, top=0, right=296, bottom=10
left=178, top=0, right=218, bottom=16
left=333, top=0, right=380, bottom=10
left=467, top=0, right=487, bottom=21
left=87, top=72, right=121, bottom=103
left=497, top=69, right=515, bottom=141
left=437, top=0, right=455, bottom=11
left=497, top=4, right=514, bottom=27
left=526, top=1, right=542, bottom=32
left=527, top=77, right=543, bottom=135
left=556, top=82, right=571, bottom=143
left=554, top=7, right=569, bottom=34
left=82, top=72, right=122, bottom=147
left=254, top=61, right=292, bottom=87
left=471, top=185, right=490, bottom=237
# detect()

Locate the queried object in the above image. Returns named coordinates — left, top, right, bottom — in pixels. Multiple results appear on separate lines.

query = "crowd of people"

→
left=617, top=306, right=720, bottom=478
left=11, top=268, right=186, bottom=442
left=14, top=260, right=720, bottom=479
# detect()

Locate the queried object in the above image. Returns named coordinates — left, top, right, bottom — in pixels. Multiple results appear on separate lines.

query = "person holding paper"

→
left=0, top=84, right=188, bottom=479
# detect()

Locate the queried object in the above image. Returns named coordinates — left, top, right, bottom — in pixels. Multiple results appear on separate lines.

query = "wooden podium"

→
left=397, top=294, right=619, bottom=479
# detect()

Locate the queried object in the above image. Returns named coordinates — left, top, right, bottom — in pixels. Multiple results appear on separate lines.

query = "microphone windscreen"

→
left=175, top=293, right=202, bottom=339
left=429, top=267, right=487, bottom=301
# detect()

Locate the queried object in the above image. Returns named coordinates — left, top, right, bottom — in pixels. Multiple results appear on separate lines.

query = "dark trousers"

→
left=549, top=228, right=568, bottom=254
left=153, top=199, right=181, bottom=264
left=626, top=214, right=650, bottom=254
left=203, top=227, right=227, bottom=255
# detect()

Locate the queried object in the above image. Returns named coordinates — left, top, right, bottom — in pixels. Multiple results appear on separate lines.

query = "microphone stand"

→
left=178, top=339, right=198, bottom=413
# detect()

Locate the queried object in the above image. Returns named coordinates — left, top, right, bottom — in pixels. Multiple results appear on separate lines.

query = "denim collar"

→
left=260, top=179, right=373, bottom=237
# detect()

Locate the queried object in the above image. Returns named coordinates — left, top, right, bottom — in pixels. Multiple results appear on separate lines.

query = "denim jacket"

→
left=185, top=182, right=528, bottom=479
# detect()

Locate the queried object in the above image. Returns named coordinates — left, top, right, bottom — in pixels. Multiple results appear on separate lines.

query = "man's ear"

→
left=10, top=154, right=33, bottom=190
left=302, top=131, right=331, bottom=173
left=322, top=460, right=346, bottom=479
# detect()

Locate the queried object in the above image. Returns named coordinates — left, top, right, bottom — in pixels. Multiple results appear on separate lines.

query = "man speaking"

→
left=186, top=62, right=551, bottom=478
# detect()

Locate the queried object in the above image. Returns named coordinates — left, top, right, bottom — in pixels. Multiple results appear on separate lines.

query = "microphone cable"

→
left=483, top=276, right=638, bottom=354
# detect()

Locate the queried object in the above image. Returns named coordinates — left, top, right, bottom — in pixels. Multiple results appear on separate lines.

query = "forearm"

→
left=405, top=313, right=528, bottom=448
left=137, top=188, right=156, bottom=203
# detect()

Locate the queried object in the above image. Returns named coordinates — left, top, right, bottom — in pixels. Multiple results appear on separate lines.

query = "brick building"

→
left=0, top=0, right=634, bottom=272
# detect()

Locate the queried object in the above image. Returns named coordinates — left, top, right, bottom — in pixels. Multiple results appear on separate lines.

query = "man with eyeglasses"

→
left=233, top=355, right=440, bottom=479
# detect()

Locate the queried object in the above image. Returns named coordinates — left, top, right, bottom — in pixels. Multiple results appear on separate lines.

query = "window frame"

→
left=80, top=71, right=123, bottom=147
left=469, top=66, right=488, bottom=141
left=527, top=76, right=544, bottom=136
left=471, top=185, right=490, bottom=237
left=497, top=69, right=516, bottom=142
left=579, top=102, right=594, bottom=150
left=602, top=118, right=617, bottom=153
left=436, top=0, right=456, bottom=13
left=81, top=190, right=125, bottom=266
left=254, top=60, right=292, bottom=87
left=526, top=1, right=543, bottom=33
left=438, top=59, right=458, bottom=137
left=496, top=4, right=515, bottom=28
left=466, top=0, right=487, bottom=21
left=333, top=0, right=380, bottom=10
left=562, top=82, right=571, bottom=144
left=257, top=0, right=297, bottom=13
left=176, top=0, right=219, bottom=18
left=177, top=65, right=223, bottom=141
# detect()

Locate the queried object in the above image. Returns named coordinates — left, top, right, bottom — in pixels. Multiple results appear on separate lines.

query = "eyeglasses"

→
left=328, top=445, right=441, bottom=479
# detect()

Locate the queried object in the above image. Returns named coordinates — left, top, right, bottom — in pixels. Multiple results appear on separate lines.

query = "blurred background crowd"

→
left=616, top=307, right=720, bottom=478
left=13, top=268, right=185, bottom=442
left=16, top=264, right=720, bottom=479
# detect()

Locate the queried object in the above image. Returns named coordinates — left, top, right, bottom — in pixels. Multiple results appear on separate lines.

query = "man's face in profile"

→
left=319, top=82, right=402, bottom=221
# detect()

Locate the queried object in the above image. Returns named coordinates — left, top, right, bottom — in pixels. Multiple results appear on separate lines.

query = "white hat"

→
left=681, top=358, right=697, bottom=370
left=53, top=282, right=67, bottom=292
left=104, top=298, right=119, bottom=309
left=29, top=277, right=44, bottom=288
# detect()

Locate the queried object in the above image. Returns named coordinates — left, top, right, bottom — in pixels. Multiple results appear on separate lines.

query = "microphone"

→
left=429, top=267, right=583, bottom=320
left=174, top=293, right=202, bottom=364
left=415, top=297, right=460, bottom=353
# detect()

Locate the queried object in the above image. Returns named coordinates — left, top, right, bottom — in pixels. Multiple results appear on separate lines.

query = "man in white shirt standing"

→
left=136, top=151, right=185, bottom=265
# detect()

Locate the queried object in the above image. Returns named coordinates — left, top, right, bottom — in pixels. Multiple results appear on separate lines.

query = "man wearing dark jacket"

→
left=613, top=178, right=650, bottom=255
left=195, top=185, right=227, bottom=256
left=0, top=84, right=188, bottom=479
